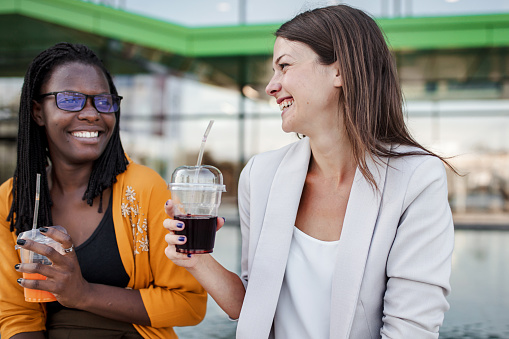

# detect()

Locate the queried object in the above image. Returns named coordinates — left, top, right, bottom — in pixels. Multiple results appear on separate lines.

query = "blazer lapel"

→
left=329, top=154, right=388, bottom=338
left=239, top=138, right=311, bottom=338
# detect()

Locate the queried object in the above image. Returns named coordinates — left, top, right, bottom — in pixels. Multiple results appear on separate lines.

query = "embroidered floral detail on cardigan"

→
left=122, top=185, right=148, bottom=254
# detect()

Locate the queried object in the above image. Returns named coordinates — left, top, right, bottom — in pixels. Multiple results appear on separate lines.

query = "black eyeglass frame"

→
left=38, top=91, right=123, bottom=114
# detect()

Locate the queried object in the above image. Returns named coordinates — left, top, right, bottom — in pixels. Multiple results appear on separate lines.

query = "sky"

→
left=90, top=0, right=509, bottom=27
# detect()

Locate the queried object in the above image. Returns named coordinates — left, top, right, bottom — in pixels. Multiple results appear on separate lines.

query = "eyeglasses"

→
left=38, top=91, right=123, bottom=114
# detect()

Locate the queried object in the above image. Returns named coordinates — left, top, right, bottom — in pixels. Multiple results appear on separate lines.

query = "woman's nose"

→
left=265, top=77, right=282, bottom=97
left=77, top=98, right=100, bottom=121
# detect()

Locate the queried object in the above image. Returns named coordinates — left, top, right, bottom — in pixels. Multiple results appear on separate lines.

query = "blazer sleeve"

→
left=381, top=156, right=454, bottom=338
left=0, top=179, right=47, bottom=339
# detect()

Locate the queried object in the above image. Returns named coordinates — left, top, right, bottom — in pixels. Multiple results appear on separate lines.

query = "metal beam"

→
left=1, top=0, right=509, bottom=57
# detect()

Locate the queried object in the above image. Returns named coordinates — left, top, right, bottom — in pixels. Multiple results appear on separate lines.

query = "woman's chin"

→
left=281, top=123, right=302, bottom=135
left=281, top=120, right=295, bottom=134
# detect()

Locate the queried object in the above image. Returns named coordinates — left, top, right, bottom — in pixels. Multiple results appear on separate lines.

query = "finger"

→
left=216, top=217, right=225, bottom=232
left=164, top=199, right=175, bottom=218
left=15, top=261, right=53, bottom=279
left=39, top=226, right=73, bottom=253
left=164, top=233, right=187, bottom=246
left=16, top=238, right=58, bottom=261
left=163, top=218, right=185, bottom=232
left=17, top=274, right=52, bottom=292
left=164, top=246, right=194, bottom=261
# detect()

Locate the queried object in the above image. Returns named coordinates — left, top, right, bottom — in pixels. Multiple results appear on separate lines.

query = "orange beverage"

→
left=23, top=272, right=56, bottom=302
left=16, top=227, right=65, bottom=302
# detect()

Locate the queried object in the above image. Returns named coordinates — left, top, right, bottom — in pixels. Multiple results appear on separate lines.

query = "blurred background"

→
left=0, top=0, right=508, bottom=338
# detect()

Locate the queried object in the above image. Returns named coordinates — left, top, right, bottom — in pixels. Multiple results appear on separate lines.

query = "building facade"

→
left=1, top=0, right=509, bottom=225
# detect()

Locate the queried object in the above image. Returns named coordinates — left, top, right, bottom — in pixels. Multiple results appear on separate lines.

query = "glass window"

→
left=406, top=100, right=509, bottom=221
left=411, top=0, right=509, bottom=17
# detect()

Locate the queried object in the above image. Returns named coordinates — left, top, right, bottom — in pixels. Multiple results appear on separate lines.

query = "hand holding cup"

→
left=168, top=165, right=226, bottom=255
left=15, top=226, right=90, bottom=307
left=163, top=199, right=225, bottom=268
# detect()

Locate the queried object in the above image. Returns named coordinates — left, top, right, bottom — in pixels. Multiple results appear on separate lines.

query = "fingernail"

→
left=39, top=227, right=48, bottom=233
left=16, top=239, right=26, bottom=246
left=17, top=278, right=22, bottom=285
left=222, top=217, right=226, bottom=222
left=177, top=223, right=184, bottom=229
left=178, top=236, right=185, bottom=242
left=165, top=200, right=170, bottom=206
left=14, top=264, right=20, bottom=270
left=187, top=254, right=192, bottom=258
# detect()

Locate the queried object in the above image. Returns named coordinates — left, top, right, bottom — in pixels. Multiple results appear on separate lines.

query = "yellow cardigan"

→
left=0, top=160, right=207, bottom=339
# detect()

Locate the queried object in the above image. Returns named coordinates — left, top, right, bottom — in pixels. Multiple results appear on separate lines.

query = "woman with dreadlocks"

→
left=0, top=42, right=207, bottom=338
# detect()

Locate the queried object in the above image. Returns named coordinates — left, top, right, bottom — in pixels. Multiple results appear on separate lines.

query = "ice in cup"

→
left=16, top=226, right=65, bottom=302
left=169, top=165, right=226, bottom=254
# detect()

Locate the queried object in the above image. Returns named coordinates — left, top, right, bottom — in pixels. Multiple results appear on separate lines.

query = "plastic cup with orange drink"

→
left=16, top=227, right=65, bottom=302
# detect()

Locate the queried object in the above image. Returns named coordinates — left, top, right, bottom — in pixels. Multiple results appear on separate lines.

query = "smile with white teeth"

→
left=279, top=99, right=294, bottom=112
left=72, top=131, right=99, bottom=138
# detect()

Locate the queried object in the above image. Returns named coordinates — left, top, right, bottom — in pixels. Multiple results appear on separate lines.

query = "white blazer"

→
left=236, top=137, right=454, bottom=339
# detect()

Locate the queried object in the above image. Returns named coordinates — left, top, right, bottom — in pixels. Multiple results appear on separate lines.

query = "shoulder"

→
left=113, top=161, right=170, bottom=219
left=388, top=145, right=446, bottom=174
left=385, top=145, right=448, bottom=199
left=115, top=160, right=168, bottom=195
left=0, top=178, right=13, bottom=197
left=0, top=178, right=14, bottom=217
left=119, top=161, right=166, bottom=184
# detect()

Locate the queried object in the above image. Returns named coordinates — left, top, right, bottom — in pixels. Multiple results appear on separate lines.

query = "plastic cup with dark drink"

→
left=169, top=165, right=226, bottom=254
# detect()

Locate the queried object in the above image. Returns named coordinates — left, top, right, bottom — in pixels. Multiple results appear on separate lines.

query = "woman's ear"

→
left=333, top=64, right=343, bottom=88
left=31, top=100, right=45, bottom=126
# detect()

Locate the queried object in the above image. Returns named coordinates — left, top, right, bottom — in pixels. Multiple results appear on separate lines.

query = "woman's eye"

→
left=279, top=63, right=289, bottom=70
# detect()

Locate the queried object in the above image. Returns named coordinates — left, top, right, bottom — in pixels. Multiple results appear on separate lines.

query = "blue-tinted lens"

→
left=55, top=92, right=85, bottom=111
left=94, top=95, right=118, bottom=113
left=52, top=92, right=120, bottom=113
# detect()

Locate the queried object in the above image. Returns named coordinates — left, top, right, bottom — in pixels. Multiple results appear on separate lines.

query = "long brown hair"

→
left=276, top=4, right=456, bottom=189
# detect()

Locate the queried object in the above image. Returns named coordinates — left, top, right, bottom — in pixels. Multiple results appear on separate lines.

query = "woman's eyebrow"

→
left=274, top=54, right=288, bottom=65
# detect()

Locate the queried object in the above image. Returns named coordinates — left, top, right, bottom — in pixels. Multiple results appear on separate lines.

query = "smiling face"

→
left=32, top=62, right=116, bottom=166
left=265, top=37, right=343, bottom=137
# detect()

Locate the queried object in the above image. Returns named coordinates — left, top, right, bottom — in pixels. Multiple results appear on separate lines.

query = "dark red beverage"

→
left=174, top=215, right=217, bottom=254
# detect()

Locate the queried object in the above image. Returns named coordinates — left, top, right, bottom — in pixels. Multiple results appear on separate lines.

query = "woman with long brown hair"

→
left=164, top=4, right=455, bottom=338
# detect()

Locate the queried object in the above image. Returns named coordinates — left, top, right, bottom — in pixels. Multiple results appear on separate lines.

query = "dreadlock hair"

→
left=275, top=4, right=458, bottom=190
left=7, top=42, right=129, bottom=235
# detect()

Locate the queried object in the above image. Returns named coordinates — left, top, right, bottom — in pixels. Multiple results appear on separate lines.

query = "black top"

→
left=47, top=195, right=130, bottom=313
left=75, top=195, right=130, bottom=287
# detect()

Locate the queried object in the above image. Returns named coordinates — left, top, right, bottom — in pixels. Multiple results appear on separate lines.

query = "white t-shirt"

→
left=273, top=226, right=340, bottom=339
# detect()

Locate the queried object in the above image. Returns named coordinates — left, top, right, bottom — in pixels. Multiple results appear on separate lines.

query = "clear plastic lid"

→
left=169, top=165, right=226, bottom=192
